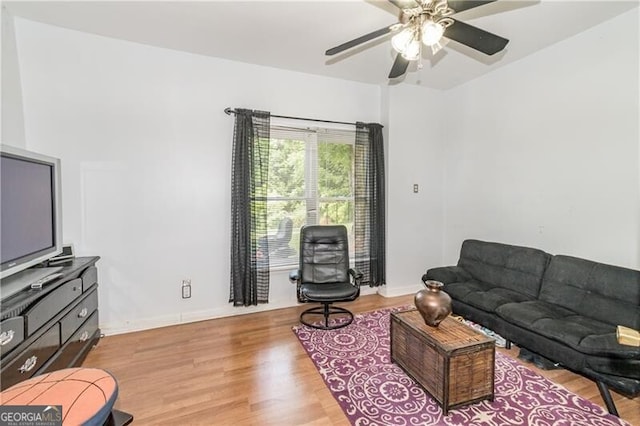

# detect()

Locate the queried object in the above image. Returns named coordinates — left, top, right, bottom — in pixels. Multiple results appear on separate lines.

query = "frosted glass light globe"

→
left=401, top=39, right=421, bottom=60
left=422, top=20, right=444, bottom=46
left=392, top=28, right=414, bottom=53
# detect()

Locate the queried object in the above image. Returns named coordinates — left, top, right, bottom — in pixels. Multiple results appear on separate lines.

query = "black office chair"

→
left=289, top=225, right=362, bottom=330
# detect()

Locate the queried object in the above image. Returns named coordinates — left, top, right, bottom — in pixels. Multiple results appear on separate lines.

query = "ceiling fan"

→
left=325, top=0, right=509, bottom=79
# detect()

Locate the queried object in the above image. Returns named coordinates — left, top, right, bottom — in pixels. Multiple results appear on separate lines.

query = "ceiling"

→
left=3, top=1, right=638, bottom=90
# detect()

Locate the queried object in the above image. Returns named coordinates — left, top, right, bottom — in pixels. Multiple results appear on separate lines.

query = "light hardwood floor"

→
left=83, top=294, right=639, bottom=425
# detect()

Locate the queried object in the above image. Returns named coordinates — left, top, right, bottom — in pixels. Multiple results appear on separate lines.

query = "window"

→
left=259, top=125, right=356, bottom=266
left=230, top=108, right=384, bottom=305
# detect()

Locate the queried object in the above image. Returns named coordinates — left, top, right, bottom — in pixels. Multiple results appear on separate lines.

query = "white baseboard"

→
left=376, top=283, right=421, bottom=298
left=101, top=286, right=382, bottom=336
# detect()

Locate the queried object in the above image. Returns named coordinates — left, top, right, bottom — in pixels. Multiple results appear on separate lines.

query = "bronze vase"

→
left=414, top=280, right=452, bottom=327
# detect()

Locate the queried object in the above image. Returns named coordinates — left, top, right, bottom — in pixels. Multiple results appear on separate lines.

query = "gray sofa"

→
left=423, top=239, right=640, bottom=416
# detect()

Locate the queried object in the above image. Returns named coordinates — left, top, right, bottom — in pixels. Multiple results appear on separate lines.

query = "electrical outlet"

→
left=182, top=279, right=191, bottom=299
left=413, top=184, right=419, bottom=193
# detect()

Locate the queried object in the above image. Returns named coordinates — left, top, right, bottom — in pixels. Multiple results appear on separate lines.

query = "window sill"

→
left=269, top=263, right=297, bottom=273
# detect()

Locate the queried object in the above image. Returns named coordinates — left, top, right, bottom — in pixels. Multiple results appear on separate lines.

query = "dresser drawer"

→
left=24, top=279, right=83, bottom=335
left=60, top=290, right=98, bottom=343
left=0, top=324, right=60, bottom=389
left=0, top=317, right=24, bottom=356
left=45, top=311, right=99, bottom=373
left=80, top=265, right=98, bottom=292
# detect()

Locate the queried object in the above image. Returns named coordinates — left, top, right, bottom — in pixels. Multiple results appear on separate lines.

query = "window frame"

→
left=266, top=125, right=356, bottom=268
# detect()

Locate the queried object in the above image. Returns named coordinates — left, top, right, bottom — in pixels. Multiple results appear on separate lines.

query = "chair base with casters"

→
left=290, top=225, right=363, bottom=331
left=300, top=303, right=354, bottom=330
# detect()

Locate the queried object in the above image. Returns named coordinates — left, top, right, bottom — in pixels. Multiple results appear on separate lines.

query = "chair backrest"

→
left=300, top=225, right=349, bottom=284
left=275, top=217, right=293, bottom=243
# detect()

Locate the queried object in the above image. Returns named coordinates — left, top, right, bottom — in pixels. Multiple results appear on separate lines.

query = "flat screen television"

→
left=1, top=144, right=63, bottom=299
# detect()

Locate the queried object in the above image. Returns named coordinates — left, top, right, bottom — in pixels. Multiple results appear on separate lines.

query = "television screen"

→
left=2, top=156, right=55, bottom=262
left=0, top=145, right=62, bottom=284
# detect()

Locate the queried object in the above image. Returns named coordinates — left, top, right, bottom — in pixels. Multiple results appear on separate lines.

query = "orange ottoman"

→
left=0, top=368, right=120, bottom=426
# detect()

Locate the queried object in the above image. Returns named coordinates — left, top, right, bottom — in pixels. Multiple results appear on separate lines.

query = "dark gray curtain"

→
left=354, top=122, right=386, bottom=287
left=229, top=109, right=270, bottom=306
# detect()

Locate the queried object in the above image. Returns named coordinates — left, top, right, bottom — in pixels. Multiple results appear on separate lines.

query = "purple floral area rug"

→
left=293, top=306, right=630, bottom=426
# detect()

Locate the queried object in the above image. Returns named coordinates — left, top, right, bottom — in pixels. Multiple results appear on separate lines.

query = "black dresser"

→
left=0, top=257, right=101, bottom=390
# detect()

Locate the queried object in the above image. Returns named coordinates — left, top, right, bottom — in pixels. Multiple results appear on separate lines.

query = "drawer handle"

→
left=0, top=330, right=15, bottom=346
left=78, top=308, right=89, bottom=318
left=79, top=331, right=90, bottom=342
left=19, top=356, right=38, bottom=373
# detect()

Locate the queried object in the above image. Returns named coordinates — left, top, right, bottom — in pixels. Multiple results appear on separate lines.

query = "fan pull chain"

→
left=418, top=30, right=424, bottom=70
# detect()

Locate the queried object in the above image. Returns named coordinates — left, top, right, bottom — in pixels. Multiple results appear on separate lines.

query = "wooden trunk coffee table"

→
left=390, top=309, right=495, bottom=415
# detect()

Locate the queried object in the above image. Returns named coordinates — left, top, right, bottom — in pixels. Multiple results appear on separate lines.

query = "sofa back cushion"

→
left=457, top=240, right=550, bottom=298
left=539, top=255, right=640, bottom=329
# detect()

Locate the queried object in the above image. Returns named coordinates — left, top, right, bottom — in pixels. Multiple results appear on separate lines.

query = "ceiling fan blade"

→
left=326, top=25, right=397, bottom=56
left=444, top=19, right=508, bottom=55
left=447, top=0, right=496, bottom=14
left=388, top=0, right=419, bottom=9
left=388, top=53, right=410, bottom=79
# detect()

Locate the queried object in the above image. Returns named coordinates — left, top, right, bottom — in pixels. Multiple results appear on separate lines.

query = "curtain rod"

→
left=224, top=107, right=359, bottom=127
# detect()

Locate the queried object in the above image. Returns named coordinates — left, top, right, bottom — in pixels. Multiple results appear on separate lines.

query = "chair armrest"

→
left=349, top=268, right=363, bottom=287
left=289, top=269, right=301, bottom=283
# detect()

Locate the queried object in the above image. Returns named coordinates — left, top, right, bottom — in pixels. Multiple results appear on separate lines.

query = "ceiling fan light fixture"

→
left=422, top=20, right=445, bottom=46
left=430, top=39, right=447, bottom=55
left=324, top=0, right=509, bottom=80
left=400, top=39, right=421, bottom=60
left=391, top=28, right=414, bottom=54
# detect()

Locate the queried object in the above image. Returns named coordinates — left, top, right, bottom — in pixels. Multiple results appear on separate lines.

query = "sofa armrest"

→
left=423, top=266, right=472, bottom=284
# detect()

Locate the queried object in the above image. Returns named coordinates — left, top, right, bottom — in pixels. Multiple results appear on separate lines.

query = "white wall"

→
left=1, top=8, right=26, bottom=146
left=382, top=84, right=447, bottom=296
left=13, top=18, right=382, bottom=334
left=442, top=9, right=640, bottom=269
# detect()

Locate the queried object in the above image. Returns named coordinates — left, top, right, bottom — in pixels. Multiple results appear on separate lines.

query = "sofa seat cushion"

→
left=444, top=280, right=486, bottom=299
left=445, top=281, right=534, bottom=313
left=496, top=300, right=574, bottom=328
left=498, top=301, right=639, bottom=359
